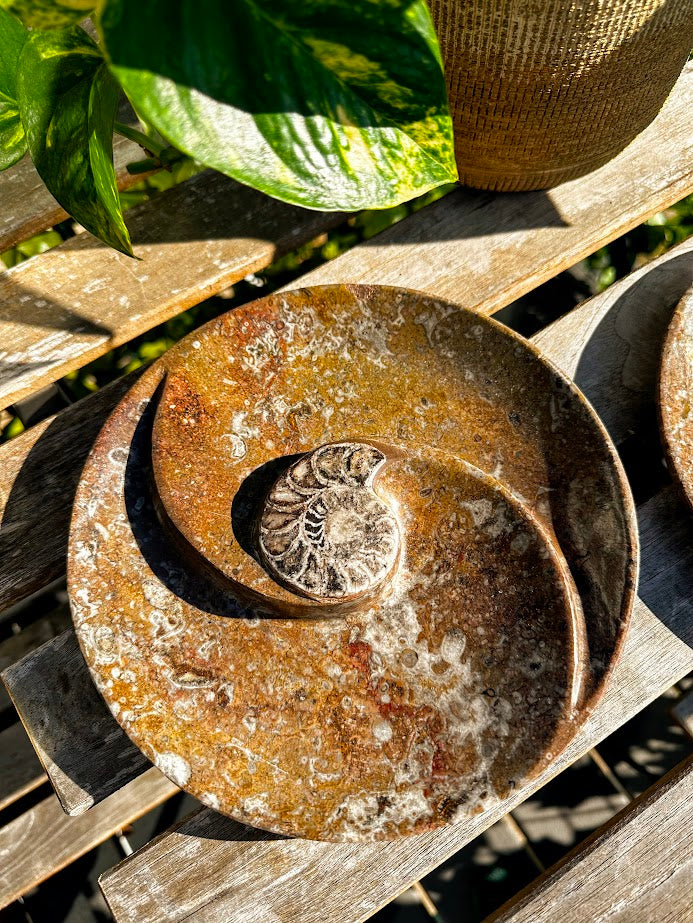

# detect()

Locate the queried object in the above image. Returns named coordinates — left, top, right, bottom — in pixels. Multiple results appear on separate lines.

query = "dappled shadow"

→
left=0, top=372, right=138, bottom=613
left=0, top=277, right=113, bottom=397
left=0, top=279, right=111, bottom=336
left=72, top=174, right=569, bottom=249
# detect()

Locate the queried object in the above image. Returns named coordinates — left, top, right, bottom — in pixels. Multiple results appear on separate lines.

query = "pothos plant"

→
left=0, top=0, right=457, bottom=257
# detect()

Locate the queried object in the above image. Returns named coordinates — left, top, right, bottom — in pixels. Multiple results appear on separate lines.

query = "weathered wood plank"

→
left=94, top=484, right=691, bottom=923
left=0, top=721, right=45, bottom=812
left=0, top=768, right=178, bottom=910
left=0, top=372, right=142, bottom=613
left=2, top=630, right=151, bottom=816
left=0, top=135, right=147, bottom=254
left=486, top=756, right=693, bottom=923
left=0, top=605, right=71, bottom=711
left=0, top=169, right=343, bottom=413
left=0, top=62, right=690, bottom=413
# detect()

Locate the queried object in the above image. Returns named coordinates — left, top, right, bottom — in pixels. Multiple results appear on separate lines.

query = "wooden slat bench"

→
left=487, top=755, right=693, bottom=923
left=0, top=60, right=691, bottom=922
left=0, top=771, right=177, bottom=910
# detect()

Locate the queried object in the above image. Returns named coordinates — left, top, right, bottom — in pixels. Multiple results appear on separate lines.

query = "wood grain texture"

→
left=95, top=483, right=693, bottom=923
left=0, top=371, right=140, bottom=612
left=0, top=63, right=691, bottom=414
left=0, top=768, right=178, bottom=910
left=0, top=604, right=71, bottom=712
left=486, top=756, right=693, bottom=923
left=1, top=630, right=151, bottom=816
left=0, top=136, right=147, bottom=254
left=0, top=721, right=45, bottom=812
left=0, top=169, right=343, bottom=413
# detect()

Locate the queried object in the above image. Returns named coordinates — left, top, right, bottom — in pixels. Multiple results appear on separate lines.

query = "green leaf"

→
left=100, top=0, right=457, bottom=211
left=0, top=0, right=93, bottom=29
left=18, top=26, right=133, bottom=255
left=0, top=9, right=28, bottom=170
left=1, top=228, right=63, bottom=267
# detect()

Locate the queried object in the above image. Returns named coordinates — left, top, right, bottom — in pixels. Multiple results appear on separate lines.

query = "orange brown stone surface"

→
left=68, top=285, right=637, bottom=841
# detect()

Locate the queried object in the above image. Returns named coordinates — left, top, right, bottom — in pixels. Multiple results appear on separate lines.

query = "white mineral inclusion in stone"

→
left=258, top=442, right=400, bottom=601
left=156, top=751, right=192, bottom=787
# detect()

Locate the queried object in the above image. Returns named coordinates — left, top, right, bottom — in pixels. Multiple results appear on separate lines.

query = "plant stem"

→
left=114, top=121, right=167, bottom=157
left=126, top=157, right=161, bottom=175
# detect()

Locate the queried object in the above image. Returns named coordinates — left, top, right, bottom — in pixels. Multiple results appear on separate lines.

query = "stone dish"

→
left=68, top=284, right=638, bottom=841
left=660, top=285, right=693, bottom=509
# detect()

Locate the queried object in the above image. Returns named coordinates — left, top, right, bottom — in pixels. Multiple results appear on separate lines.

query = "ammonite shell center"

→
left=258, top=442, right=400, bottom=600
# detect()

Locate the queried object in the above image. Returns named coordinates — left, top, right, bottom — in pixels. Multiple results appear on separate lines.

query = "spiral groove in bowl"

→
left=68, top=284, right=637, bottom=841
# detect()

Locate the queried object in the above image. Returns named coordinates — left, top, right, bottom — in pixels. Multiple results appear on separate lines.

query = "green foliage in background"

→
left=585, top=197, right=693, bottom=291
left=0, top=7, right=26, bottom=169
left=0, top=0, right=457, bottom=255
left=2, top=0, right=91, bottom=29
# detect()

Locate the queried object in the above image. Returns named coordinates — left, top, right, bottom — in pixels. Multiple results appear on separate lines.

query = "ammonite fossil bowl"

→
left=660, top=285, right=693, bottom=509
left=68, top=284, right=638, bottom=841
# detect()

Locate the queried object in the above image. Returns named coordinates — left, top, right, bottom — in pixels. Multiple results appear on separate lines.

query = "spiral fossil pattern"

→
left=258, top=443, right=400, bottom=600
left=69, top=284, right=636, bottom=841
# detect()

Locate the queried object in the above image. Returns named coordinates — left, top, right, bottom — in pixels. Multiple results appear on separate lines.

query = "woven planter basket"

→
left=429, top=0, right=693, bottom=191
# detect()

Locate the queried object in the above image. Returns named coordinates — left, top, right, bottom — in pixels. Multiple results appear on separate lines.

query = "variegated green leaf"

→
left=100, top=0, right=458, bottom=211
left=18, top=26, right=132, bottom=254
left=0, top=8, right=27, bottom=170
left=0, top=0, right=93, bottom=29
